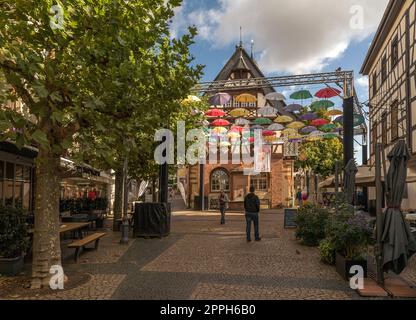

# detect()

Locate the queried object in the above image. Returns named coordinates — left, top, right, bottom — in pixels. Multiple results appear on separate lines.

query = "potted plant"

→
left=0, top=206, right=30, bottom=276
left=295, top=203, right=329, bottom=247
left=328, top=211, right=374, bottom=280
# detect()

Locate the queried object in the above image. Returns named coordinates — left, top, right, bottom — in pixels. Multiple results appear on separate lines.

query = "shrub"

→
left=295, top=203, right=329, bottom=246
left=0, top=206, right=30, bottom=259
left=319, top=238, right=336, bottom=265
left=327, top=211, right=375, bottom=260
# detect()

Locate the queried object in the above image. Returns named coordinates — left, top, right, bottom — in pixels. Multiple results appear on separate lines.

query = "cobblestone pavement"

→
left=2, top=210, right=415, bottom=300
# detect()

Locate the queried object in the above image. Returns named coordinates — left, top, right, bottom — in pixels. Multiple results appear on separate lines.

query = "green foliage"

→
left=295, top=203, right=330, bottom=247
left=326, top=211, right=375, bottom=260
left=0, top=206, right=30, bottom=259
left=319, top=238, right=336, bottom=265
left=296, top=139, right=343, bottom=178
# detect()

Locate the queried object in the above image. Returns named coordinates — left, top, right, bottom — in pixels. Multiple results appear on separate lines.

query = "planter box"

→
left=335, top=253, right=367, bottom=280
left=0, top=256, right=24, bottom=276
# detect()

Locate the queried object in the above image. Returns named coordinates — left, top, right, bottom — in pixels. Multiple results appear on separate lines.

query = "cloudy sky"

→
left=171, top=0, right=390, bottom=163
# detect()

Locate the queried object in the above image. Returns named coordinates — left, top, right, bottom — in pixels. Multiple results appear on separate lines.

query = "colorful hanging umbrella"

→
left=310, top=130, right=325, bottom=137
left=287, top=121, right=306, bottom=130
left=251, top=125, right=264, bottom=131
left=265, top=92, right=286, bottom=101
left=182, top=95, right=201, bottom=104
left=310, top=100, right=335, bottom=111
left=268, top=123, right=284, bottom=131
left=227, top=131, right=240, bottom=139
left=211, top=119, right=231, bottom=127
left=315, top=87, right=341, bottom=99
left=301, top=126, right=317, bottom=134
left=209, top=92, right=231, bottom=106
left=219, top=141, right=231, bottom=148
left=323, top=133, right=339, bottom=139
left=282, top=128, right=298, bottom=136
left=311, top=119, right=330, bottom=127
left=205, top=109, right=226, bottom=117
left=211, top=127, right=228, bottom=134
left=306, top=136, right=323, bottom=142
left=235, top=93, right=257, bottom=103
left=334, top=114, right=366, bottom=127
left=290, top=90, right=312, bottom=100
left=319, top=123, right=337, bottom=132
left=262, top=130, right=276, bottom=137
left=254, top=118, right=273, bottom=126
left=230, top=126, right=244, bottom=133
left=235, top=118, right=251, bottom=126
left=229, top=108, right=250, bottom=117
left=285, top=104, right=303, bottom=112
left=325, top=109, right=343, bottom=117
left=300, top=112, right=318, bottom=121
left=275, top=115, right=293, bottom=124
left=288, top=134, right=304, bottom=142
left=258, top=106, right=278, bottom=117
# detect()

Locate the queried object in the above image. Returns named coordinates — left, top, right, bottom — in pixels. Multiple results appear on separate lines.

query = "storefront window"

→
left=0, top=160, right=34, bottom=210
left=250, top=173, right=269, bottom=191
left=211, top=169, right=230, bottom=192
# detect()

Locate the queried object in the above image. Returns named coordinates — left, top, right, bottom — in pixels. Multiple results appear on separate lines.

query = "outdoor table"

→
left=406, top=214, right=416, bottom=223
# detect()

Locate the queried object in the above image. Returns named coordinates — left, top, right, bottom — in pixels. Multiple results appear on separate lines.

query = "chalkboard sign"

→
left=284, top=208, right=298, bottom=229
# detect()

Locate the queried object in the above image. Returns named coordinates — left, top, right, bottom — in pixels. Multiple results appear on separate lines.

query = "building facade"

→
left=181, top=45, right=295, bottom=210
left=361, top=0, right=416, bottom=209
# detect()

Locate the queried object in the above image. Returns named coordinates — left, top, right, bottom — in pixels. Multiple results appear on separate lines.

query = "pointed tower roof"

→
left=233, top=47, right=250, bottom=71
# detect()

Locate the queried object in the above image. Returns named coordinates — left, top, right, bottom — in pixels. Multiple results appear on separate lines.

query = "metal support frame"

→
left=375, top=143, right=385, bottom=285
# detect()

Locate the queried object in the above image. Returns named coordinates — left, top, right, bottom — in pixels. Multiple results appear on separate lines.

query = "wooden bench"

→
left=68, top=233, right=106, bottom=262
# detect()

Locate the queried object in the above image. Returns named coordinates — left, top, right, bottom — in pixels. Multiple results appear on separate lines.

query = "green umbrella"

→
left=310, top=100, right=335, bottom=111
left=254, top=118, right=272, bottom=125
left=320, top=124, right=337, bottom=132
left=290, top=90, right=312, bottom=100
left=323, top=133, right=339, bottom=140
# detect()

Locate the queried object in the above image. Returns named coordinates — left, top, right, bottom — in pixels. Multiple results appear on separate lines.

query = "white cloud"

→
left=356, top=76, right=369, bottom=88
left=176, top=0, right=389, bottom=74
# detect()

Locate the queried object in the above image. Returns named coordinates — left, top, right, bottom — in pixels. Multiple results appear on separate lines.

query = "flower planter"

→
left=0, top=256, right=24, bottom=276
left=335, top=253, right=367, bottom=280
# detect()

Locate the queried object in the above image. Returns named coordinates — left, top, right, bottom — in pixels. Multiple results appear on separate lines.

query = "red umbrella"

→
left=211, top=119, right=231, bottom=127
left=315, top=88, right=341, bottom=99
left=311, top=119, right=330, bottom=127
left=205, top=109, right=226, bottom=117
left=262, top=130, right=276, bottom=137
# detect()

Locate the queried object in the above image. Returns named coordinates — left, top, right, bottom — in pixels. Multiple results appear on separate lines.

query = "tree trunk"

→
left=152, top=178, right=157, bottom=203
left=112, top=168, right=123, bottom=231
left=31, top=148, right=62, bottom=289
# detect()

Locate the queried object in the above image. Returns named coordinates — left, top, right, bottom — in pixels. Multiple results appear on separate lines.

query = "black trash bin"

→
left=133, top=203, right=171, bottom=238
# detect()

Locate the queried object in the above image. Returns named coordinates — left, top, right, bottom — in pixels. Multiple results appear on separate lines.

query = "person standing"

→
left=296, top=188, right=302, bottom=207
left=244, top=187, right=261, bottom=242
left=219, top=191, right=229, bottom=225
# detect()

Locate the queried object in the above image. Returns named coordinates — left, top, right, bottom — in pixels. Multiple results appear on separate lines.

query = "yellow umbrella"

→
left=264, top=135, right=277, bottom=143
left=274, top=116, right=293, bottom=124
left=287, top=121, right=306, bottom=130
left=282, top=128, right=298, bottom=136
left=288, top=134, right=304, bottom=140
left=181, top=95, right=201, bottom=104
left=235, top=93, right=257, bottom=103
left=212, top=127, right=228, bottom=134
left=229, top=108, right=250, bottom=117
left=220, top=141, right=231, bottom=148
left=325, top=109, right=344, bottom=117
left=306, top=136, right=323, bottom=142
left=227, top=132, right=240, bottom=139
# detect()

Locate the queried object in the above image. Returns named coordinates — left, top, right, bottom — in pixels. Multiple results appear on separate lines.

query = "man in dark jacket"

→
left=244, top=186, right=261, bottom=242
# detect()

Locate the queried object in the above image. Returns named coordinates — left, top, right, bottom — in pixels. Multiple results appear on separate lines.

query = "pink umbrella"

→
left=262, top=130, right=276, bottom=136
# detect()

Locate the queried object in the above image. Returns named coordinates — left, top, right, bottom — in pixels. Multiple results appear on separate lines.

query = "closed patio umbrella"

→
left=382, top=140, right=416, bottom=274
left=343, top=159, right=358, bottom=205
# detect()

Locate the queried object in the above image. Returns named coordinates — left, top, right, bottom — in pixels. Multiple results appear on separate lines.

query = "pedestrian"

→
left=244, top=186, right=261, bottom=242
left=219, top=190, right=229, bottom=225
left=296, top=188, right=302, bottom=207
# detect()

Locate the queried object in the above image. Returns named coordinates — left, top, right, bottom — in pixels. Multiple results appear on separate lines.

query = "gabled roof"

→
left=360, top=0, right=406, bottom=75
left=213, top=46, right=288, bottom=112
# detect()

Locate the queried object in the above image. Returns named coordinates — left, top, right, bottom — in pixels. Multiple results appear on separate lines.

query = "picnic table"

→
left=406, top=214, right=416, bottom=223
left=28, top=222, right=90, bottom=238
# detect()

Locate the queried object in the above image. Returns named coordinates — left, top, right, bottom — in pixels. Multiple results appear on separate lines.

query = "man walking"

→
left=244, top=187, right=261, bottom=242
left=219, top=190, right=229, bottom=225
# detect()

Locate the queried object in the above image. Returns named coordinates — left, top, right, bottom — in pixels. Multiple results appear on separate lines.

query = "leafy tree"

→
left=296, top=139, right=343, bottom=178
left=0, top=0, right=201, bottom=288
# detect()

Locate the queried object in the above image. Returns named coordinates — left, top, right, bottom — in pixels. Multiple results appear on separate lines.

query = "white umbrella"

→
left=265, top=92, right=286, bottom=101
